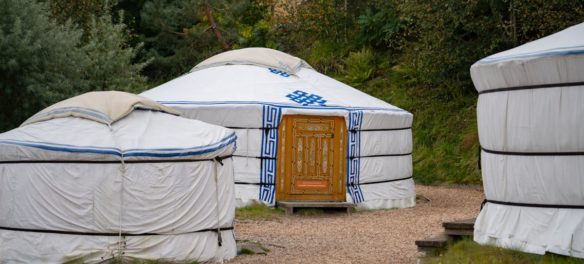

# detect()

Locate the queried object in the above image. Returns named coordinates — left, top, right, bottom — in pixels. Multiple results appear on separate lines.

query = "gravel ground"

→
left=228, top=185, right=484, bottom=264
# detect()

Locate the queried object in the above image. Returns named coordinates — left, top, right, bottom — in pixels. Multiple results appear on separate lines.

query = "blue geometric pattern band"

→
left=259, top=105, right=282, bottom=204
left=347, top=110, right=364, bottom=203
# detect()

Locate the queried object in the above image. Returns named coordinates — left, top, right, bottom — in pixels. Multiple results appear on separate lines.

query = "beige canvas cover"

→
left=191, top=47, right=312, bottom=74
left=22, top=91, right=180, bottom=126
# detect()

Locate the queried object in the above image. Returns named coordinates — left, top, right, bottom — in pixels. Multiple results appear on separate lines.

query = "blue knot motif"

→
left=285, top=90, right=327, bottom=106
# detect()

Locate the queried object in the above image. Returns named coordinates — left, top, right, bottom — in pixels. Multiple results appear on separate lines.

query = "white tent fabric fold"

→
left=0, top=92, right=237, bottom=263
left=471, top=22, right=584, bottom=258
left=141, top=48, right=415, bottom=210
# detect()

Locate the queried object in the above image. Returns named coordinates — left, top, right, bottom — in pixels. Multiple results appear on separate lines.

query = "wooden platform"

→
left=415, top=218, right=476, bottom=255
left=277, top=201, right=355, bottom=216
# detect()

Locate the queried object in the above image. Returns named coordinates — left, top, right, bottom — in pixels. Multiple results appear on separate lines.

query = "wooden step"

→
left=442, top=218, right=475, bottom=237
left=277, top=201, right=355, bottom=216
left=415, top=233, right=452, bottom=254
left=442, top=218, right=475, bottom=230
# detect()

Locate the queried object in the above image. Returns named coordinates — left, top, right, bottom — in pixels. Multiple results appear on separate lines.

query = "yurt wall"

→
left=0, top=92, right=238, bottom=263
left=472, top=23, right=584, bottom=258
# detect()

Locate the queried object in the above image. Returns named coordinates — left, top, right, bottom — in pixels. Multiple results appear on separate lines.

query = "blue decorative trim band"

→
left=0, top=132, right=236, bottom=159
left=259, top=105, right=281, bottom=204
left=477, top=45, right=584, bottom=64
left=347, top=110, right=365, bottom=203
left=158, top=100, right=408, bottom=113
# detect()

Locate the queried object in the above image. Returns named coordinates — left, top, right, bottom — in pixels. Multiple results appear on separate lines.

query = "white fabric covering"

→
left=471, top=23, right=584, bottom=258
left=0, top=92, right=237, bottom=263
left=141, top=48, right=415, bottom=210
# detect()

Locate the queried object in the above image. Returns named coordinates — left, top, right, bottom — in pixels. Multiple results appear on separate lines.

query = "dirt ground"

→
left=227, top=185, right=484, bottom=264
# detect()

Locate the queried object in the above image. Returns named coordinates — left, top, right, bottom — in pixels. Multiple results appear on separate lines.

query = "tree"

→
left=0, top=0, right=85, bottom=131
left=0, top=0, right=147, bottom=131
left=137, top=0, right=274, bottom=82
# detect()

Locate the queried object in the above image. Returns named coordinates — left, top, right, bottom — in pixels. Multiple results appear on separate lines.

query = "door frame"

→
left=276, top=114, right=347, bottom=202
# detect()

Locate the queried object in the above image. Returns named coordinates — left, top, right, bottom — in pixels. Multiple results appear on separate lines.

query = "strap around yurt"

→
left=191, top=47, right=313, bottom=74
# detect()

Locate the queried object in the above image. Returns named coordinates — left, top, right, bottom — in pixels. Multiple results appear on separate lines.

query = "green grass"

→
left=427, top=239, right=584, bottom=264
left=239, top=247, right=256, bottom=255
left=235, top=202, right=284, bottom=221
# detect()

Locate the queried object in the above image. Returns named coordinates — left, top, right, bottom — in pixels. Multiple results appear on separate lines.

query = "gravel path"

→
left=228, top=185, right=484, bottom=264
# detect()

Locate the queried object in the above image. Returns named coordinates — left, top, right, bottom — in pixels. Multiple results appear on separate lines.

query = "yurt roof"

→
left=22, top=91, right=180, bottom=126
left=192, top=47, right=312, bottom=74
left=142, top=48, right=409, bottom=114
left=0, top=91, right=235, bottom=161
left=471, top=22, right=584, bottom=93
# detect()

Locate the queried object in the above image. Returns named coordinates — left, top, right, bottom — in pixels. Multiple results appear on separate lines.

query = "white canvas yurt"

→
left=471, top=23, right=584, bottom=258
left=141, top=48, right=415, bottom=210
left=0, top=91, right=237, bottom=262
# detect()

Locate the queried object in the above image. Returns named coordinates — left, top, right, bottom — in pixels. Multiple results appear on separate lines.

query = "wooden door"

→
left=276, top=115, right=346, bottom=201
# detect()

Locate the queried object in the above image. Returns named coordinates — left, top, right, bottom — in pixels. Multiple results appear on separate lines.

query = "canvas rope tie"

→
left=109, top=124, right=126, bottom=259
left=477, top=81, right=584, bottom=95
left=213, top=157, right=225, bottom=246
left=481, top=199, right=584, bottom=210
left=480, top=146, right=584, bottom=156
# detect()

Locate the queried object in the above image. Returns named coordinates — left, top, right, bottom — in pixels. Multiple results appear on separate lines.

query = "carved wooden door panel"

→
left=277, top=115, right=346, bottom=201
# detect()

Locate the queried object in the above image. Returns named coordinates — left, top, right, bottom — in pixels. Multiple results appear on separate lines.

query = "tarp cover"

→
left=471, top=22, right=584, bottom=258
left=0, top=91, right=237, bottom=262
left=142, top=48, right=415, bottom=210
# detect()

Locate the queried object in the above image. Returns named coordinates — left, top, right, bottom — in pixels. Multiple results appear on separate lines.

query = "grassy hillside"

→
left=329, top=62, right=481, bottom=184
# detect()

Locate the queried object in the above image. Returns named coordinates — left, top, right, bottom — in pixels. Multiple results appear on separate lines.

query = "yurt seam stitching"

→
left=478, top=81, right=584, bottom=95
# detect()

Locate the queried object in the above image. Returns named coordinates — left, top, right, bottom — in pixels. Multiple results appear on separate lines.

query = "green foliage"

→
left=0, top=0, right=147, bottom=132
left=357, top=3, right=409, bottom=51
left=428, top=239, right=584, bottom=264
left=138, top=0, right=273, bottom=82
left=355, top=66, right=481, bottom=184
left=340, top=48, right=376, bottom=88
left=301, top=40, right=347, bottom=75
left=81, top=12, right=148, bottom=92
left=0, top=0, right=85, bottom=131
left=47, top=0, right=114, bottom=32
left=395, top=0, right=584, bottom=98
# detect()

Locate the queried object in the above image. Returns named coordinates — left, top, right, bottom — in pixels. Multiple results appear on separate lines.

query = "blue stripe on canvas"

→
left=0, top=132, right=236, bottom=159
left=158, top=100, right=408, bottom=113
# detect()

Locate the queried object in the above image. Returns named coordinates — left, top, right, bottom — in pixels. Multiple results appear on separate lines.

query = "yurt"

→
left=0, top=91, right=237, bottom=262
left=471, top=23, right=584, bottom=258
left=141, top=48, right=415, bottom=210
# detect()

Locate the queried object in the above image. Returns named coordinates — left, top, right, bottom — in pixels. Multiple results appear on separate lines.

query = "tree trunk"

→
left=204, top=0, right=231, bottom=51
